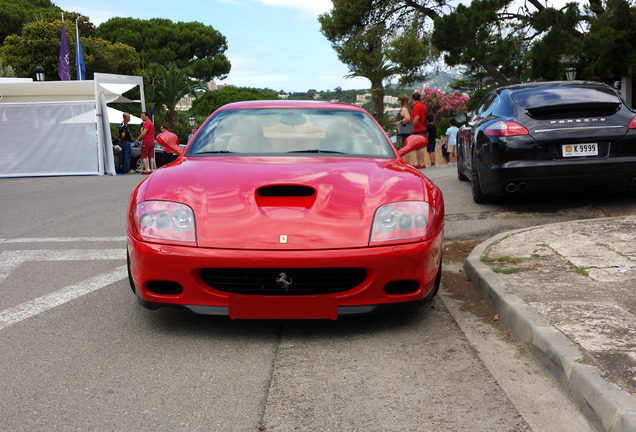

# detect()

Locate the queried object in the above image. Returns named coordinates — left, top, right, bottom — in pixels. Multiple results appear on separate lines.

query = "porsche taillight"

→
left=629, top=116, right=636, bottom=129
left=484, top=121, right=529, bottom=137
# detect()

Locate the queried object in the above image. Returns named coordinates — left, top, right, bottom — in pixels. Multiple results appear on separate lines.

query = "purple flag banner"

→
left=58, top=20, right=71, bottom=81
left=75, top=19, right=85, bottom=80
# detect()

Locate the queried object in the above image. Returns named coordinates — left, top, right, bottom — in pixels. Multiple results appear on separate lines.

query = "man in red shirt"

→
left=410, top=92, right=428, bottom=168
left=411, top=92, right=427, bottom=135
left=135, top=112, right=156, bottom=174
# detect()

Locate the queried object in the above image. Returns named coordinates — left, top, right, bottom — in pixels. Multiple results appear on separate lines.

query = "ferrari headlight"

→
left=370, top=201, right=434, bottom=243
left=375, top=205, right=398, bottom=232
left=133, top=201, right=196, bottom=243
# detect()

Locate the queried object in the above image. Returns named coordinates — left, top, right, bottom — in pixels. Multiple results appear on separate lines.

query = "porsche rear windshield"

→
left=511, top=86, right=620, bottom=110
left=187, top=108, right=394, bottom=157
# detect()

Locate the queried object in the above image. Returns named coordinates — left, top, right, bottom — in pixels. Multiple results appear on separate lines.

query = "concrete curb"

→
left=465, top=226, right=636, bottom=432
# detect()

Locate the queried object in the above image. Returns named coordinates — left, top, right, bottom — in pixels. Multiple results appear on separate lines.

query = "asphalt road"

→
left=1, top=170, right=634, bottom=431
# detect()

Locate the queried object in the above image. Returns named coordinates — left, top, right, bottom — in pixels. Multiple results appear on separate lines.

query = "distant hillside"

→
left=389, top=71, right=464, bottom=94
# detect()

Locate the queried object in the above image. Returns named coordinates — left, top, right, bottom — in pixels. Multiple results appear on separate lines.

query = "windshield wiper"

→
left=194, top=150, right=233, bottom=154
left=287, top=149, right=345, bottom=154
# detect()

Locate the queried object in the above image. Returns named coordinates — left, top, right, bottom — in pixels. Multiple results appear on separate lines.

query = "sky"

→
left=51, top=0, right=583, bottom=93
left=52, top=0, right=370, bottom=93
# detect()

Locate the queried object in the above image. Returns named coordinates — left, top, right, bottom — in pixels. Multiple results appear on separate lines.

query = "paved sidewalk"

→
left=465, top=216, right=636, bottom=432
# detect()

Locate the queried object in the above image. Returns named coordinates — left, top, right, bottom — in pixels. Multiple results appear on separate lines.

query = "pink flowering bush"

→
left=419, top=88, right=470, bottom=122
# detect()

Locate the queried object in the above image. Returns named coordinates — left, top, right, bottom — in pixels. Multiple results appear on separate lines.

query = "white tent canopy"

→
left=0, top=73, right=145, bottom=178
left=61, top=107, right=143, bottom=125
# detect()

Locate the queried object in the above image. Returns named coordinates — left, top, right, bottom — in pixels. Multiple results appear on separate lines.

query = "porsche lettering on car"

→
left=127, top=100, right=444, bottom=319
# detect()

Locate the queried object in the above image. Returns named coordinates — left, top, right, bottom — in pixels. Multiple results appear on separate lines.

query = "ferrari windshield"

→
left=187, top=108, right=394, bottom=157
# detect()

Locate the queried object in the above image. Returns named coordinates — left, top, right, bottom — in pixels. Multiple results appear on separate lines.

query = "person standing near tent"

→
left=118, top=112, right=134, bottom=174
left=136, top=112, right=156, bottom=174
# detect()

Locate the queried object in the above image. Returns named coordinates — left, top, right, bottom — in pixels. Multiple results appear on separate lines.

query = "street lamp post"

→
left=565, top=67, right=577, bottom=81
left=35, top=66, right=45, bottom=81
left=189, top=115, right=196, bottom=127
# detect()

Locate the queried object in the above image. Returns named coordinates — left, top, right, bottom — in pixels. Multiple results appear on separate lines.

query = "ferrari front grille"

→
left=200, top=268, right=367, bottom=295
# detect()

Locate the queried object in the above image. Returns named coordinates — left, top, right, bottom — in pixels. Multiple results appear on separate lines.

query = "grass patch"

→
left=481, top=256, right=522, bottom=265
left=574, top=267, right=590, bottom=277
left=566, top=260, right=591, bottom=277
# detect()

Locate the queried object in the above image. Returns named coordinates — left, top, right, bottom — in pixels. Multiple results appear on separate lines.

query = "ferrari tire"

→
left=423, top=257, right=442, bottom=304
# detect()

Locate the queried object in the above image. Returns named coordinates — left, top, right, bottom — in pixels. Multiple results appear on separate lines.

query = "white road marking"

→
left=0, top=237, right=127, bottom=243
left=0, top=266, right=127, bottom=331
left=0, top=249, right=125, bottom=280
left=0, top=243, right=128, bottom=331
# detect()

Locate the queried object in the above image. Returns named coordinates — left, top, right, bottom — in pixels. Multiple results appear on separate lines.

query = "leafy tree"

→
left=84, top=38, right=141, bottom=77
left=189, top=87, right=278, bottom=118
left=322, top=0, right=586, bottom=86
left=432, top=0, right=527, bottom=85
left=0, top=0, right=61, bottom=44
left=0, top=18, right=62, bottom=79
left=520, top=4, right=584, bottom=81
left=0, top=58, right=16, bottom=77
left=320, top=4, right=433, bottom=123
left=0, top=15, right=140, bottom=79
left=96, top=18, right=231, bottom=82
left=579, top=0, right=636, bottom=80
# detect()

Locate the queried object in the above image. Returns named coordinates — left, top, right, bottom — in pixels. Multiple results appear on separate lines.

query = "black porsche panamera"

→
left=456, top=81, right=636, bottom=203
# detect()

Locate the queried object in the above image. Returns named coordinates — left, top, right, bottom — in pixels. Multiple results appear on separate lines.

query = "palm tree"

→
left=152, top=63, right=192, bottom=127
left=345, top=56, right=398, bottom=124
left=330, top=28, right=398, bottom=124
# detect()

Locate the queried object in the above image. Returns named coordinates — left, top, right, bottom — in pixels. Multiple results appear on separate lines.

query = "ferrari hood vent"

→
left=255, top=184, right=317, bottom=210
left=257, top=185, right=315, bottom=197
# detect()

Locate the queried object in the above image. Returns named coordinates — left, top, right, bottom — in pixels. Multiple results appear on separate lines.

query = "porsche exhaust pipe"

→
left=505, top=183, right=518, bottom=193
left=505, top=182, right=529, bottom=193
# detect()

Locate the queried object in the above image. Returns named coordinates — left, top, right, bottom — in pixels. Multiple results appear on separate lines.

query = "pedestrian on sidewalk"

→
left=443, top=118, right=459, bottom=166
left=425, top=114, right=437, bottom=167
left=394, top=94, right=412, bottom=149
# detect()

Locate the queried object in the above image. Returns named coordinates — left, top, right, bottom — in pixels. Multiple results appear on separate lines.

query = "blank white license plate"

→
left=562, top=143, right=598, bottom=157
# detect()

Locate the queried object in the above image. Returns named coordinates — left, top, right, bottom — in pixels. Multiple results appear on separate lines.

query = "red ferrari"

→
left=127, top=101, right=444, bottom=319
